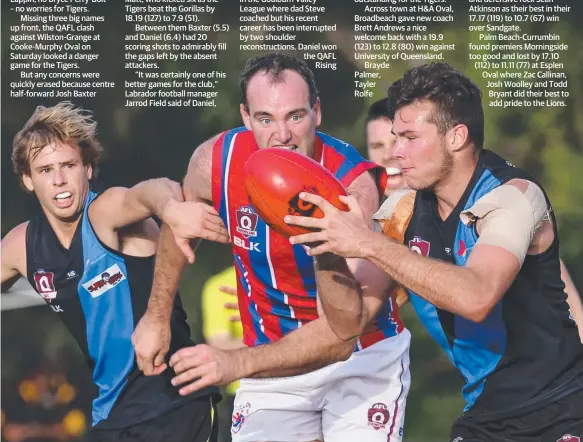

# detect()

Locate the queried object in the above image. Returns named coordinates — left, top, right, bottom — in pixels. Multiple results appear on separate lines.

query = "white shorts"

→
left=231, top=329, right=411, bottom=442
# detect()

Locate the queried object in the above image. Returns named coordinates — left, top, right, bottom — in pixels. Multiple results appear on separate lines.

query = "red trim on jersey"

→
left=211, top=132, right=227, bottom=213
left=340, top=161, right=379, bottom=188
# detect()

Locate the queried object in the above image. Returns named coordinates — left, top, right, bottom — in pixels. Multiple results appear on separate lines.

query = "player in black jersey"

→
left=1, top=102, right=229, bottom=442
left=286, top=63, right=583, bottom=441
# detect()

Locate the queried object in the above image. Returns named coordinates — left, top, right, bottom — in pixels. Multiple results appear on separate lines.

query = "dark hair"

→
left=365, top=98, right=391, bottom=127
left=239, top=53, right=319, bottom=111
left=387, top=63, right=484, bottom=150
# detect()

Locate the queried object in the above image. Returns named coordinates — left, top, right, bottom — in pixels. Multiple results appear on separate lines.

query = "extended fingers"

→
left=284, top=215, right=325, bottom=230
left=289, top=231, right=327, bottom=245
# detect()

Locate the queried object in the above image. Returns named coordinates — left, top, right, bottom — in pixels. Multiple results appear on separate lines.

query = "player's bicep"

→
left=90, top=187, right=150, bottom=230
left=465, top=244, right=520, bottom=307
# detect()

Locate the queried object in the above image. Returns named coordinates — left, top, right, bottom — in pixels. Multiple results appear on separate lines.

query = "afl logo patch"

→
left=33, top=270, right=57, bottom=302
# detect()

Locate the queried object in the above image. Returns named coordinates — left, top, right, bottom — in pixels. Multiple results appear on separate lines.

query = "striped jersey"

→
left=212, top=127, right=404, bottom=349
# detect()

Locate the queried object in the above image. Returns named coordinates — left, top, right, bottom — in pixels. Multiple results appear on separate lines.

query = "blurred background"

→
left=2, top=1, right=582, bottom=440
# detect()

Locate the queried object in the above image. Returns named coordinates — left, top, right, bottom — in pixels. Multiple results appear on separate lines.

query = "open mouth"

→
left=54, top=191, right=73, bottom=207
left=273, top=145, right=298, bottom=152
left=386, top=167, right=402, bottom=176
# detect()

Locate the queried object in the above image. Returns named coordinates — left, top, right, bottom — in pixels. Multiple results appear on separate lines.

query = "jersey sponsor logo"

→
left=288, top=186, right=318, bottom=217
left=236, top=206, right=258, bottom=238
left=82, top=264, right=126, bottom=298
left=408, top=237, right=431, bottom=257
left=451, top=438, right=464, bottom=442
left=234, top=236, right=261, bottom=253
left=367, top=402, right=390, bottom=430
left=557, top=435, right=580, bottom=442
left=66, top=270, right=77, bottom=280
left=232, top=402, right=251, bottom=434
left=33, top=270, right=57, bottom=302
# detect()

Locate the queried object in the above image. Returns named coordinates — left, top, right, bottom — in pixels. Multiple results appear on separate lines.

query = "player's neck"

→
left=433, top=152, right=479, bottom=221
left=43, top=209, right=83, bottom=250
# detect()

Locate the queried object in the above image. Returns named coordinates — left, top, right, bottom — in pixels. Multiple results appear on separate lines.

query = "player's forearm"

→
left=362, top=232, right=489, bottom=321
left=233, top=319, right=355, bottom=379
left=128, top=178, right=184, bottom=222
left=314, top=254, right=365, bottom=341
left=147, top=224, right=193, bottom=320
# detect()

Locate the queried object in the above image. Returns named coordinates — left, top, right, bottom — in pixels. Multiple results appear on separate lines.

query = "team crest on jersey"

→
left=288, top=186, right=318, bottom=217
left=232, top=402, right=251, bottom=434
left=557, top=435, right=580, bottom=442
left=408, top=237, right=431, bottom=257
left=236, top=206, right=258, bottom=238
left=367, top=402, right=390, bottom=430
left=33, top=270, right=57, bottom=302
left=82, top=264, right=126, bottom=298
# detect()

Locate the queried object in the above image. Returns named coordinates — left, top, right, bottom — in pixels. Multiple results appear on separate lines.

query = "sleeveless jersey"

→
left=212, top=127, right=404, bottom=349
left=26, top=190, right=217, bottom=429
left=403, top=150, right=583, bottom=415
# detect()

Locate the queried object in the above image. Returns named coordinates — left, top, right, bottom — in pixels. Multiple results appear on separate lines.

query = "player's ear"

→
left=22, top=174, right=35, bottom=192
left=240, top=103, right=252, bottom=131
left=448, top=124, right=469, bottom=153
left=313, top=98, right=322, bottom=127
left=85, top=163, right=93, bottom=180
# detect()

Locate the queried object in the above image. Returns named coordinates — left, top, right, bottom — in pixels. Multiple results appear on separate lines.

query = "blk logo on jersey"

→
left=236, top=206, right=258, bottom=238
left=288, top=186, right=318, bottom=217
left=408, top=237, right=431, bottom=257
left=234, top=236, right=261, bottom=253
left=82, top=264, right=126, bottom=298
left=368, top=402, right=390, bottom=430
left=33, top=270, right=57, bottom=302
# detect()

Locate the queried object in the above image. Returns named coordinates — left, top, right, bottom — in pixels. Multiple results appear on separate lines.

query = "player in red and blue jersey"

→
left=133, top=53, right=411, bottom=442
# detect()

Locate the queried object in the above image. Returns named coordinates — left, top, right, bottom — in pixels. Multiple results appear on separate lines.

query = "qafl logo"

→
left=33, top=270, right=57, bottom=302
left=288, top=186, right=319, bottom=217
left=232, top=402, right=251, bottom=434
left=236, top=206, right=258, bottom=238
left=367, top=402, right=390, bottom=430
left=408, top=237, right=431, bottom=257
left=557, top=435, right=580, bottom=442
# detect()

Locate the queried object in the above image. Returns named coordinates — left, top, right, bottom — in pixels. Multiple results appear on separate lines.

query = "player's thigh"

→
left=87, top=395, right=218, bottom=442
left=230, top=378, right=323, bottom=442
left=323, top=334, right=412, bottom=442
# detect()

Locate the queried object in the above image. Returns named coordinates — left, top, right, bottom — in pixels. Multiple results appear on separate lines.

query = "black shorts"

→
left=85, top=395, right=218, bottom=442
left=450, top=387, right=583, bottom=442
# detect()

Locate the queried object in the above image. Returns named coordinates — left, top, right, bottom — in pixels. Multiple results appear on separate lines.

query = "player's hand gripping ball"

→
left=244, top=148, right=349, bottom=237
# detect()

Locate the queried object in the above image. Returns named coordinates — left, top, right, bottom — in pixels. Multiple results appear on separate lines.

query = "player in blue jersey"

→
left=1, top=102, right=229, bottom=442
left=286, top=63, right=583, bottom=441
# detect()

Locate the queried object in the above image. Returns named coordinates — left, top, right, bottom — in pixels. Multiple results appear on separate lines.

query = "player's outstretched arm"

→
left=132, top=135, right=220, bottom=376
left=561, top=259, right=583, bottom=342
left=89, top=178, right=184, bottom=230
left=289, top=179, right=549, bottom=323
left=168, top=312, right=357, bottom=395
left=1, top=222, right=28, bottom=292
left=89, top=177, right=228, bottom=260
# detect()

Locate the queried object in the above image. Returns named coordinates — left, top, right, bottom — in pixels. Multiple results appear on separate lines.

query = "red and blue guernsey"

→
left=212, top=127, right=404, bottom=349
